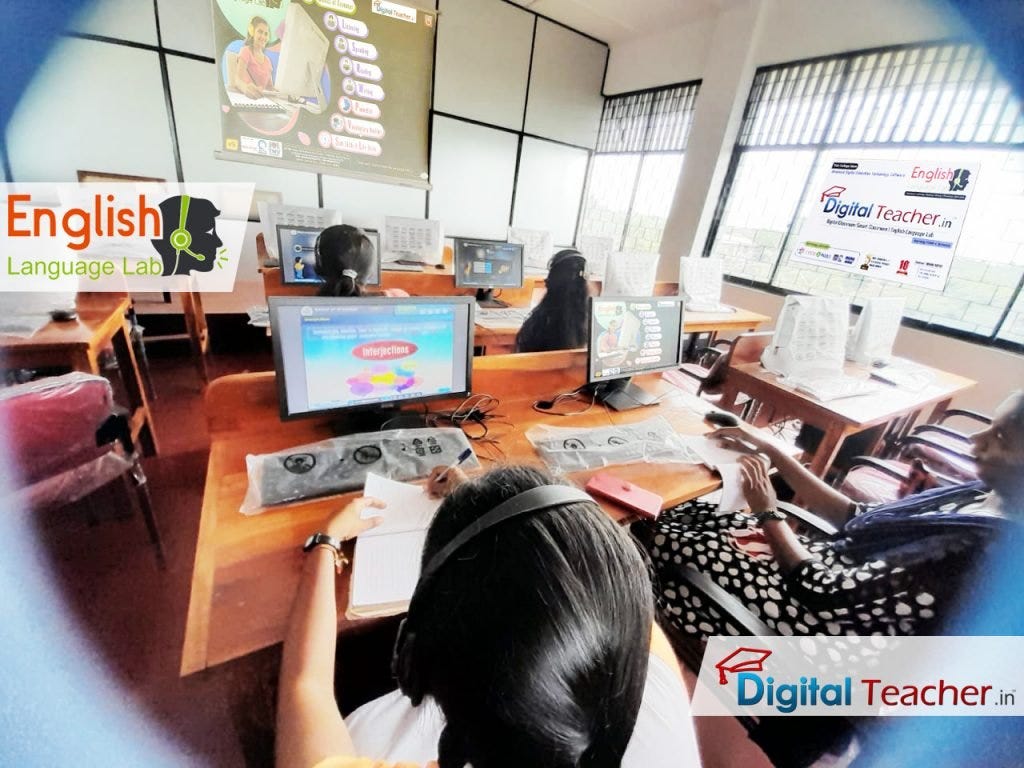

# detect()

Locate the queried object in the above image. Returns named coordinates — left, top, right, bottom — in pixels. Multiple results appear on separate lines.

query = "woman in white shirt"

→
left=276, top=465, right=701, bottom=768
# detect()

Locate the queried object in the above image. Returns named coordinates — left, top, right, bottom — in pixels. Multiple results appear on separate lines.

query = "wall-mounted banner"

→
left=0, top=183, right=252, bottom=292
left=211, top=0, right=436, bottom=188
left=694, top=636, right=1024, bottom=717
left=791, top=159, right=978, bottom=291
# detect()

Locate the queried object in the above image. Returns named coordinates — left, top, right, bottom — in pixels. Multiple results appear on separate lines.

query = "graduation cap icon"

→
left=715, top=647, right=773, bottom=685
left=820, top=186, right=846, bottom=202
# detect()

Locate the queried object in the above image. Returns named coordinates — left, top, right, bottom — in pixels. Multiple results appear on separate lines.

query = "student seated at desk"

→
left=277, top=465, right=700, bottom=768
left=515, top=250, right=589, bottom=353
left=316, top=225, right=408, bottom=298
left=641, top=390, right=1024, bottom=640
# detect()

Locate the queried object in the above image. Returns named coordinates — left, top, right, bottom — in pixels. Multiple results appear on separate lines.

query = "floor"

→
left=20, top=341, right=776, bottom=768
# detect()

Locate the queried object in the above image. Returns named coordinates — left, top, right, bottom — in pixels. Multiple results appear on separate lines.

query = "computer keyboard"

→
left=382, top=262, right=425, bottom=272
left=475, top=307, right=531, bottom=327
left=790, top=374, right=883, bottom=402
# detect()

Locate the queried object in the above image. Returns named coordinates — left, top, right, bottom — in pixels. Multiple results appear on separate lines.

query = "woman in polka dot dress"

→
left=642, top=391, right=1024, bottom=640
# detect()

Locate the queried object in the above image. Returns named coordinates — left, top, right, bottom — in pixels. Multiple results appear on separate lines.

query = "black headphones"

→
left=392, top=484, right=598, bottom=704
left=548, top=249, right=586, bottom=277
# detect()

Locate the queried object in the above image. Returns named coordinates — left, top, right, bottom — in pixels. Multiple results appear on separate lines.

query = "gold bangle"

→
left=313, top=543, right=350, bottom=574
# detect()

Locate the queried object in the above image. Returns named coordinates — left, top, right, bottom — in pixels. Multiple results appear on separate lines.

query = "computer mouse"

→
left=704, top=410, right=740, bottom=427
left=50, top=308, right=78, bottom=323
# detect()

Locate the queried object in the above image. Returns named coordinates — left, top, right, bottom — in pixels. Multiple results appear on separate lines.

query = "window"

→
left=577, top=81, right=700, bottom=252
left=707, top=42, right=1024, bottom=349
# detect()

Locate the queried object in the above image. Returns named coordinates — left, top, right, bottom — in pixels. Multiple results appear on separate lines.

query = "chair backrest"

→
left=729, top=331, right=774, bottom=366
left=0, top=373, right=113, bottom=485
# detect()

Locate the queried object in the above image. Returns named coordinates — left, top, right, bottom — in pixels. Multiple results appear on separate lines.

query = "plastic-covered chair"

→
left=0, top=372, right=165, bottom=567
left=838, top=418, right=983, bottom=505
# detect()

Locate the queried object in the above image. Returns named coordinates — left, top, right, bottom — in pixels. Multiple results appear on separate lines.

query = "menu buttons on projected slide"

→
left=342, top=78, right=385, bottom=101
left=331, top=135, right=382, bottom=156
left=339, top=97, right=381, bottom=119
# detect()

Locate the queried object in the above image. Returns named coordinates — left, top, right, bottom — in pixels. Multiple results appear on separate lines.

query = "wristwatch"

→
left=753, top=509, right=787, bottom=526
left=303, top=532, right=349, bottom=573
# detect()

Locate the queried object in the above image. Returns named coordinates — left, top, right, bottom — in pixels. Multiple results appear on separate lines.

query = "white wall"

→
left=605, top=0, right=964, bottom=95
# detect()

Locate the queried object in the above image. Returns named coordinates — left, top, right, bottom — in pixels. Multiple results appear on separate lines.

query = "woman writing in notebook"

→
left=643, top=390, right=1024, bottom=640
left=236, top=16, right=275, bottom=99
left=515, top=249, right=590, bottom=353
left=276, top=465, right=699, bottom=768
left=314, top=225, right=408, bottom=298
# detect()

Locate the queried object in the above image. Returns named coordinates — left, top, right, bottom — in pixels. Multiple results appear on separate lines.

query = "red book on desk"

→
left=585, top=472, right=663, bottom=520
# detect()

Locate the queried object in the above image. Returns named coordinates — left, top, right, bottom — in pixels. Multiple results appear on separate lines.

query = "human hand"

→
left=427, top=465, right=468, bottom=499
left=244, top=83, right=262, bottom=99
left=324, top=497, right=385, bottom=542
left=709, top=423, right=772, bottom=456
left=739, top=454, right=777, bottom=514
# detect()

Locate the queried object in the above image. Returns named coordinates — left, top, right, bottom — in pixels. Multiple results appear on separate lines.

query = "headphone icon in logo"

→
left=152, top=194, right=223, bottom=276
left=169, top=195, right=204, bottom=264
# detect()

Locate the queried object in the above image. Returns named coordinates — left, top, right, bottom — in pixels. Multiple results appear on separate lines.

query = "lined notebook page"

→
left=348, top=473, right=439, bottom=617
left=350, top=529, right=427, bottom=611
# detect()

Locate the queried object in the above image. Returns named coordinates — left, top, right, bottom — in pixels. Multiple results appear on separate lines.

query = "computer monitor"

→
left=269, top=296, right=475, bottom=428
left=587, top=296, right=685, bottom=411
left=258, top=203, right=343, bottom=260
left=847, top=296, right=905, bottom=364
left=453, top=238, right=525, bottom=308
left=274, top=3, right=329, bottom=112
left=278, top=225, right=381, bottom=287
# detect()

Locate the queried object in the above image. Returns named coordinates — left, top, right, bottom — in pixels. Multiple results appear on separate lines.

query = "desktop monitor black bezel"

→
left=277, top=224, right=382, bottom=287
left=586, top=295, right=686, bottom=385
left=452, top=237, right=525, bottom=290
left=268, top=295, right=476, bottom=422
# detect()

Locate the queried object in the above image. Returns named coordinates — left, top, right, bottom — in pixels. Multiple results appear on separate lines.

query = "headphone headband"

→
left=414, top=484, right=596, bottom=597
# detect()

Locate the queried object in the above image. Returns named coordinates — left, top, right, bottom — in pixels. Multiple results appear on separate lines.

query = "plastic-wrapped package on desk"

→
left=240, top=427, right=480, bottom=515
left=525, top=416, right=704, bottom=474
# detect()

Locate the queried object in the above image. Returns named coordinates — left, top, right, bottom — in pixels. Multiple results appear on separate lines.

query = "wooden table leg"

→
left=807, top=422, right=849, bottom=478
left=69, top=348, right=101, bottom=376
left=110, top=318, right=159, bottom=456
left=181, top=291, right=210, bottom=386
left=927, top=398, right=953, bottom=424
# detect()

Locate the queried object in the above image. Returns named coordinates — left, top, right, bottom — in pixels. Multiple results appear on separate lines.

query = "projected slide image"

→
left=300, top=309, right=457, bottom=409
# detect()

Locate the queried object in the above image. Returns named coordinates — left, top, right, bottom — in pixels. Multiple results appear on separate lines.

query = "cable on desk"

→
left=532, top=385, right=595, bottom=416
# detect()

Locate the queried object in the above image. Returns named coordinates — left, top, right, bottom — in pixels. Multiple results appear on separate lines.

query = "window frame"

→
left=703, top=40, right=1024, bottom=354
left=577, top=78, right=701, bottom=251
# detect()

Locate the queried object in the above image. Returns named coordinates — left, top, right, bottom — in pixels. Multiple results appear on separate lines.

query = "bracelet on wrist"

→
left=753, top=509, right=787, bottom=526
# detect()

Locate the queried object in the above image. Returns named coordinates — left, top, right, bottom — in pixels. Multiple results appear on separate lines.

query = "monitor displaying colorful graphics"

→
left=453, top=239, right=525, bottom=289
left=269, top=296, right=474, bottom=419
left=588, top=297, right=685, bottom=384
left=278, top=225, right=381, bottom=286
left=278, top=225, right=321, bottom=284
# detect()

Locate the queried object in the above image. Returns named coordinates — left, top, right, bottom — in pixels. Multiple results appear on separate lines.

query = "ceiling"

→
left=514, top=0, right=740, bottom=43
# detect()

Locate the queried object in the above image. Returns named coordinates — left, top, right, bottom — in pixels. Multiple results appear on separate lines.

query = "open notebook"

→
left=347, top=473, right=440, bottom=619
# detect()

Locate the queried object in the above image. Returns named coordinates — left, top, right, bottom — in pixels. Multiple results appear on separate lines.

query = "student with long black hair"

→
left=276, top=465, right=699, bottom=768
left=315, top=224, right=408, bottom=298
left=515, top=249, right=591, bottom=353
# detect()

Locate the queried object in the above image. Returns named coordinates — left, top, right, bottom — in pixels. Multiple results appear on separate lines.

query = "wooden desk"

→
left=474, top=306, right=772, bottom=356
left=718, top=361, right=975, bottom=478
left=181, top=350, right=722, bottom=675
left=0, top=293, right=158, bottom=456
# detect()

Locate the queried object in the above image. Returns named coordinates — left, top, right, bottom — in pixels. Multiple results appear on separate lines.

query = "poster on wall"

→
left=790, top=159, right=978, bottom=291
left=211, top=0, right=435, bottom=188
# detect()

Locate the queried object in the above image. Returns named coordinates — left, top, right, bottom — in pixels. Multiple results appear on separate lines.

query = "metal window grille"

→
left=595, top=81, right=701, bottom=154
left=738, top=42, right=1024, bottom=148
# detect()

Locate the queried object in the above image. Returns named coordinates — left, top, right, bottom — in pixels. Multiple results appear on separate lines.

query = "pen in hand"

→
left=436, top=448, right=472, bottom=483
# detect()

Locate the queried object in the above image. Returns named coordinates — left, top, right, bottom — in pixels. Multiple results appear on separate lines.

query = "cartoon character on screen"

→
left=150, top=194, right=223, bottom=277
left=294, top=254, right=305, bottom=281
left=598, top=317, right=623, bottom=355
